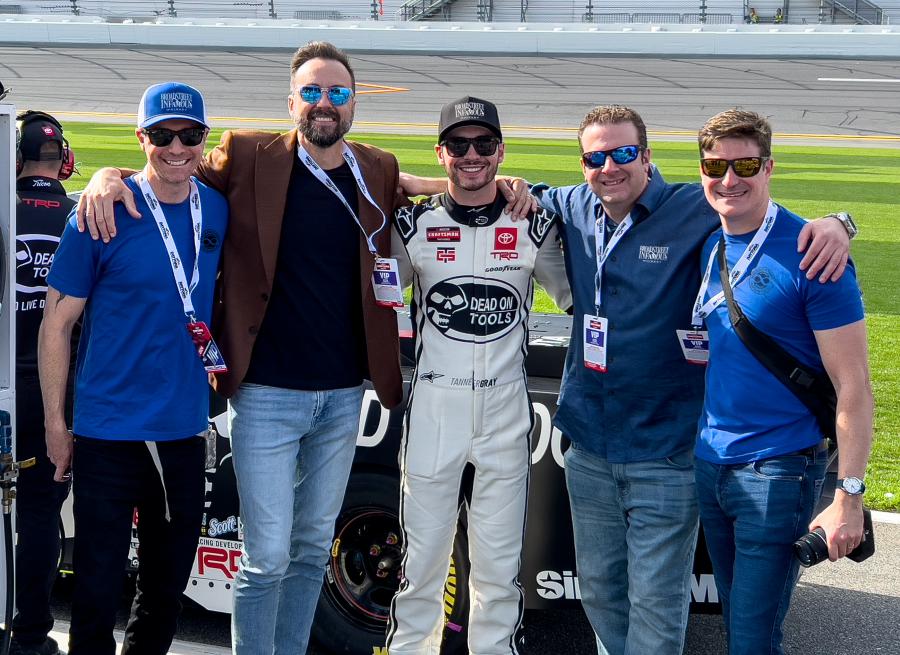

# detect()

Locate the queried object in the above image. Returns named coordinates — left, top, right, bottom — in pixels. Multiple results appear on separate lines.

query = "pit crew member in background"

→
left=386, top=97, right=571, bottom=655
left=693, top=109, right=872, bottom=655
left=12, top=110, right=77, bottom=655
left=38, top=82, right=228, bottom=655
left=399, top=104, right=852, bottom=655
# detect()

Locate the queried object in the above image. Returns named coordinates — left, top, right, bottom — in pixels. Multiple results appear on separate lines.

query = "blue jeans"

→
left=565, top=443, right=699, bottom=655
left=694, top=448, right=827, bottom=655
left=228, top=383, right=364, bottom=655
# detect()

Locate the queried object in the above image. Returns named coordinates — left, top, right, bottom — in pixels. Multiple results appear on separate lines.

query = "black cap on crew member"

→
left=18, top=115, right=64, bottom=162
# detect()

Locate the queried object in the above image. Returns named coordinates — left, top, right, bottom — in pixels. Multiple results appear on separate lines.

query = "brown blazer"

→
left=197, top=129, right=404, bottom=408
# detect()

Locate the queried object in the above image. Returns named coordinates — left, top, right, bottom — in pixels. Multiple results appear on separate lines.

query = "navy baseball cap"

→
left=138, top=82, right=209, bottom=129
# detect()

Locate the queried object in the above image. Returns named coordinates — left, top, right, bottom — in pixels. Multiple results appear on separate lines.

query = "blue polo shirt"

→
left=696, top=205, right=864, bottom=464
left=533, top=169, right=719, bottom=462
left=48, top=176, right=228, bottom=441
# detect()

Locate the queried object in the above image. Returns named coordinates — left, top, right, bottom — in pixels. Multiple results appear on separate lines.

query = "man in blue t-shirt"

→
left=38, top=82, right=228, bottom=655
left=693, top=109, right=873, bottom=655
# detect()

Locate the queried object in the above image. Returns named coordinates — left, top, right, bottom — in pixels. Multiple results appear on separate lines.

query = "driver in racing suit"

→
left=386, top=97, right=571, bottom=655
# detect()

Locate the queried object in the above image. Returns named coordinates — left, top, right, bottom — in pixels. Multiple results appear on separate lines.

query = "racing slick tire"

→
left=311, top=470, right=470, bottom=654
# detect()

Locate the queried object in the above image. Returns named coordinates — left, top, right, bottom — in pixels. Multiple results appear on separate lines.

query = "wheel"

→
left=311, top=471, right=470, bottom=654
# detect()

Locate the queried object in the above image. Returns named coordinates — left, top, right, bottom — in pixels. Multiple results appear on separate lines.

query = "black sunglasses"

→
left=581, top=145, right=643, bottom=169
left=441, top=136, right=501, bottom=158
left=700, top=157, right=768, bottom=178
left=142, top=127, right=207, bottom=147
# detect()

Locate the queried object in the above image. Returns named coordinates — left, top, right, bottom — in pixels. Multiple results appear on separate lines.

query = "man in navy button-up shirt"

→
left=532, top=105, right=849, bottom=655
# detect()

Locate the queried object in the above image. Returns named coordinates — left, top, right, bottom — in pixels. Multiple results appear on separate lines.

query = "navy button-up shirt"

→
left=534, top=169, right=719, bottom=462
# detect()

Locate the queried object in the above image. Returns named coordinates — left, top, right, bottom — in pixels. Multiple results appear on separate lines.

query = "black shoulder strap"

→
left=716, top=236, right=837, bottom=441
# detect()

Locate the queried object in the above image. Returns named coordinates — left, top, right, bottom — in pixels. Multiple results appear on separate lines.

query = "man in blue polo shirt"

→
left=38, top=82, right=228, bottom=655
left=693, top=109, right=872, bottom=655
left=530, top=105, right=853, bottom=655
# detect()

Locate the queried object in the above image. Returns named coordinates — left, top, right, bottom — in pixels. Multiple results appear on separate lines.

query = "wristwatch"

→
left=836, top=477, right=866, bottom=495
left=830, top=211, right=858, bottom=239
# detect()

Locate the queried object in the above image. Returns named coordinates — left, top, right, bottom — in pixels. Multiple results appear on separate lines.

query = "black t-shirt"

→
left=15, top=176, right=77, bottom=380
left=243, top=158, right=368, bottom=390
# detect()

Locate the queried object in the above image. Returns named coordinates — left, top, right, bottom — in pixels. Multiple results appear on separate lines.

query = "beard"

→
left=447, top=159, right=499, bottom=193
left=298, top=106, right=353, bottom=148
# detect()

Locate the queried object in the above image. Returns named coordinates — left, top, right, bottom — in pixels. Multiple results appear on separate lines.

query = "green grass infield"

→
left=61, top=124, right=899, bottom=511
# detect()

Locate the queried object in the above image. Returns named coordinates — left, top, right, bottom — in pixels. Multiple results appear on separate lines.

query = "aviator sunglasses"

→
left=441, top=136, right=501, bottom=158
left=142, top=127, right=207, bottom=147
left=296, top=84, right=355, bottom=107
left=700, top=157, right=768, bottom=178
left=581, top=145, right=643, bottom=169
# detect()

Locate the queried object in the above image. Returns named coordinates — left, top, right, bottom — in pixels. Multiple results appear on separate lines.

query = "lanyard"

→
left=593, top=205, right=633, bottom=311
left=692, top=199, right=778, bottom=326
left=137, top=171, right=203, bottom=321
left=296, top=142, right=387, bottom=256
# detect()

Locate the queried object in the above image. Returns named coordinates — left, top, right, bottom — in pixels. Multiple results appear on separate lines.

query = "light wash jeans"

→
left=228, top=383, right=364, bottom=655
left=695, top=447, right=827, bottom=655
left=565, top=443, right=699, bottom=655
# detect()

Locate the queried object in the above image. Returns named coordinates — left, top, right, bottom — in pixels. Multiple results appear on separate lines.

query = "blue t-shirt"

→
left=48, top=176, right=228, bottom=441
left=696, top=205, right=864, bottom=464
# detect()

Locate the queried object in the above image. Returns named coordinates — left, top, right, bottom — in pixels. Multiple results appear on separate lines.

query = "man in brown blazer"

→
left=77, top=42, right=408, bottom=655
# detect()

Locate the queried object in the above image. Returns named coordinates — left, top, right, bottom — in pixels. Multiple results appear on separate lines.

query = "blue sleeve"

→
left=802, top=260, right=865, bottom=331
left=46, top=215, right=101, bottom=299
left=530, top=183, right=568, bottom=217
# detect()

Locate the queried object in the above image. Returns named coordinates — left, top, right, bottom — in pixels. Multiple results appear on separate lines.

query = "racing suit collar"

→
left=16, top=176, right=67, bottom=195
left=438, top=191, right=507, bottom=227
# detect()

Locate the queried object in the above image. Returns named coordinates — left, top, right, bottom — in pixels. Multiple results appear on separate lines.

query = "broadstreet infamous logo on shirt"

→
left=424, top=275, right=521, bottom=343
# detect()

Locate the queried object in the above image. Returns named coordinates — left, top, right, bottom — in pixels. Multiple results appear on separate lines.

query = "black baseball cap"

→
left=17, top=113, right=64, bottom=162
left=438, top=96, right=502, bottom=142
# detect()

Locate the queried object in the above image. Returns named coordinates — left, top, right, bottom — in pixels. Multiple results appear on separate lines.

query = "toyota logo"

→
left=497, top=232, right=514, bottom=245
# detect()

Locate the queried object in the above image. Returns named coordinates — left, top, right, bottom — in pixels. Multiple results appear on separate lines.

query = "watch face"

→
left=842, top=477, right=863, bottom=494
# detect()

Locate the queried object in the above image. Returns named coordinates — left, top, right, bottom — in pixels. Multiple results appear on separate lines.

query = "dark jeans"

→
left=695, top=446, right=827, bottom=655
left=69, top=435, right=205, bottom=655
left=12, top=376, right=71, bottom=646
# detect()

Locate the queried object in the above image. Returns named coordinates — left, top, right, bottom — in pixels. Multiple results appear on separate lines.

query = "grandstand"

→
left=0, top=0, right=895, bottom=24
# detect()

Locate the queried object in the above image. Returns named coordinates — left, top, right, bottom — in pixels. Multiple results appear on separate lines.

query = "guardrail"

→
left=0, top=15, right=896, bottom=58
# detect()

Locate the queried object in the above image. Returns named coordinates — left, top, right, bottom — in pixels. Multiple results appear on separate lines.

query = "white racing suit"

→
left=386, top=193, right=571, bottom=655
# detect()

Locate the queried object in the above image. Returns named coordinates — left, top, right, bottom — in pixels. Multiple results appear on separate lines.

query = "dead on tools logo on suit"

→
left=424, top=276, right=521, bottom=343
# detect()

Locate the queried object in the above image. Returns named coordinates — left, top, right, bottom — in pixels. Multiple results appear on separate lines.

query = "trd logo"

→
left=490, top=251, right=519, bottom=261
left=21, top=198, right=61, bottom=208
left=197, top=546, right=241, bottom=579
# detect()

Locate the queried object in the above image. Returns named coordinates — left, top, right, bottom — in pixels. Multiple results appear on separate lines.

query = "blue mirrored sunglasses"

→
left=581, top=145, right=643, bottom=169
left=297, top=85, right=354, bottom=107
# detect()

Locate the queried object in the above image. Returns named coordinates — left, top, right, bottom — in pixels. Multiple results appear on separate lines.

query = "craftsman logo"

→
left=455, top=101, right=485, bottom=119
left=427, top=226, right=461, bottom=242
left=494, top=227, right=517, bottom=250
left=638, top=245, right=668, bottom=263
left=436, top=247, right=456, bottom=263
left=160, top=91, right=194, bottom=112
left=424, top=276, right=521, bottom=343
